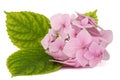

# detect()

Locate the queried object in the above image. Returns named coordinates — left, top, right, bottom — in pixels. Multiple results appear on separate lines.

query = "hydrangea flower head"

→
left=41, top=12, right=113, bottom=68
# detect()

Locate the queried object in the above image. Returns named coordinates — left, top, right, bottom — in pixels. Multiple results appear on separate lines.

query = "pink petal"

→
left=62, top=14, right=71, bottom=26
left=86, top=27, right=101, bottom=36
left=68, top=27, right=81, bottom=38
left=50, top=14, right=63, bottom=31
left=89, top=56, right=102, bottom=67
left=63, top=38, right=78, bottom=58
left=76, top=50, right=88, bottom=67
left=89, top=42, right=104, bottom=54
left=49, top=38, right=65, bottom=52
left=72, top=20, right=83, bottom=28
left=50, top=13, right=71, bottom=32
left=102, top=50, right=110, bottom=60
left=77, top=29, right=92, bottom=45
left=49, top=29, right=57, bottom=36
left=68, top=28, right=77, bottom=38
left=89, top=59, right=99, bottom=67
left=100, top=30, right=113, bottom=44
left=76, top=12, right=85, bottom=20
left=58, top=25, right=71, bottom=39
left=57, top=50, right=69, bottom=60
left=89, top=42, right=99, bottom=53
left=50, top=58, right=81, bottom=67
left=81, top=17, right=89, bottom=26
left=41, top=29, right=57, bottom=49
left=84, top=51, right=94, bottom=60
left=49, top=50, right=68, bottom=60
left=92, top=37, right=108, bottom=48
left=85, top=24, right=93, bottom=28
left=88, top=17, right=98, bottom=27
left=71, top=14, right=76, bottom=21
left=71, top=24, right=81, bottom=35
left=41, top=34, right=50, bottom=49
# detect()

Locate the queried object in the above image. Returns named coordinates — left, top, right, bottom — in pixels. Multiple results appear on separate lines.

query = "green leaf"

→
left=5, top=11, right=51, bottom=49
left=84, top=10, right=98, bottom=24
left=7, top=48, right=62, bottom=76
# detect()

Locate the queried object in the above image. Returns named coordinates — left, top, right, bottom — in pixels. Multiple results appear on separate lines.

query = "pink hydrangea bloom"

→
left=50, top=14, right=71, bottom=39
left=41, top=13, right=113, bottom=68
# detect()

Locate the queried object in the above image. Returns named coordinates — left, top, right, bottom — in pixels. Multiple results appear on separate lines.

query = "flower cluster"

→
left=41, top=13, right=113, bottom=68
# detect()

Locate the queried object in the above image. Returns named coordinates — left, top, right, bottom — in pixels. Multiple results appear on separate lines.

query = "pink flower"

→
left=63, top=29, right=92, bottom=58
left=71, top=13, right=97, bottom=28
left=84, top=42, right=104, bottom=67
left=48, top=37, right=68, bottom=60
left=41, top=13, right=113, bottom=68
left=41, top=29, right=56, bottom=49
left=50, top=14, right=71, bottom=38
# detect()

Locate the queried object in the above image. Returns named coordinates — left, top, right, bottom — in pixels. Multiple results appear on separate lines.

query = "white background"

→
left=0, top=0, right=120, bottom=80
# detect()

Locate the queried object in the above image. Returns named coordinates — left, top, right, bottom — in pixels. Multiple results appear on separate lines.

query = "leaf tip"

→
left=4, top=11, right=8, bottom=14
left=94, top=9, right=97, bottom=12
left=93, top=9, right=97, bottom=15
left=11, top=75, right=14, bottom=78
